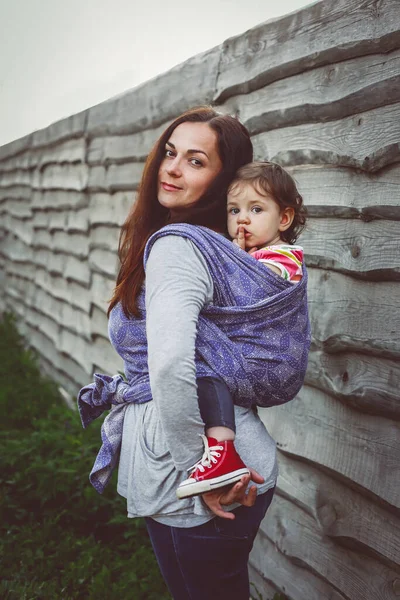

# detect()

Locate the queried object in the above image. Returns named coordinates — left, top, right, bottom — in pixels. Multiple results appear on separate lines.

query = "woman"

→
left=80, top=107, right=284, bottom=599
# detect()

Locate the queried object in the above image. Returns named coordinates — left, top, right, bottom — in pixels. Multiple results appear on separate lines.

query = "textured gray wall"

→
left=1, top=0, right=399, bottom=598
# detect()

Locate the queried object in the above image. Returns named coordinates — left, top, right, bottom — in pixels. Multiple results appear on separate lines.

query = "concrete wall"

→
left=1, top=0, right=399, bottom=598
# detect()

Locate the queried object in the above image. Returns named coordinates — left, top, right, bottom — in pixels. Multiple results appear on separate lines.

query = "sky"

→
left=0, top=0, right=312, bottom=147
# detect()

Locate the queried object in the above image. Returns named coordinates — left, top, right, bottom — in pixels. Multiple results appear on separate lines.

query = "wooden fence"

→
left=1, top=0, right=399, bottom=597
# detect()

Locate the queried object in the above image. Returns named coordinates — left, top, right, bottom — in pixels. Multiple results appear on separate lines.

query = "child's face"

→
left=227, top=182, right=290, bottom=249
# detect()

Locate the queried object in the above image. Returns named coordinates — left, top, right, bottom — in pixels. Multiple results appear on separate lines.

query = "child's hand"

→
left=233, top=227, right=258, bottom=254
left=233, top=226, right=246, bottom=251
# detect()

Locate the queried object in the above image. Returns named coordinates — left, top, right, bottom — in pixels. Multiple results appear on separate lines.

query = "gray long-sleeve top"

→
left=117, top=235, right=278, bottom=527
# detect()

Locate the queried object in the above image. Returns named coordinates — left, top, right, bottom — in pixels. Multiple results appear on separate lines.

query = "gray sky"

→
left=0, top=0, right=311, bottom=146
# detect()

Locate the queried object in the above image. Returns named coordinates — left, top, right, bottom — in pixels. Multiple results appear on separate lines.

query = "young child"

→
left=176, top=161, right=307, bottom=499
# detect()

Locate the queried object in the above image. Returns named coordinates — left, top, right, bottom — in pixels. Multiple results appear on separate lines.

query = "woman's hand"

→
left=201, top=468, right=264, bottom=520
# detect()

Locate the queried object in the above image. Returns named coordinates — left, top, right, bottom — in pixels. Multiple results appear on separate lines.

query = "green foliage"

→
left=0, top=313, right=170, bottom=600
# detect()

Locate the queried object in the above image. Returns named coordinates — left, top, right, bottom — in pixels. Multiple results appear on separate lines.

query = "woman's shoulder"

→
left=146, top=224, right=229, bottom=257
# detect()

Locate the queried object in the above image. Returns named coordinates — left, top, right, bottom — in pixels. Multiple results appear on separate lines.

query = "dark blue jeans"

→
left=145, top=487, right=275, bottom=600
left=197, top=376, right=236, bottom=433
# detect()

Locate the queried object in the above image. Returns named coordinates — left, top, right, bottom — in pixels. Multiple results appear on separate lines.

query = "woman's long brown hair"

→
left=108, top=106, right=253, bottom=317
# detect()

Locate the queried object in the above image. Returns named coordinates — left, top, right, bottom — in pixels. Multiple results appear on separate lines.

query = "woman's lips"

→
left=161, top=182, right=182, bottom=192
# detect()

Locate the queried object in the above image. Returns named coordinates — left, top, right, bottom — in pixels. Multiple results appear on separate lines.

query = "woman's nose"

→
left=166, top=157, right=182, bottom=177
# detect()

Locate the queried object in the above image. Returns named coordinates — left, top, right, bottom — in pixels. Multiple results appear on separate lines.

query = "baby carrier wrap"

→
left=78, top=224, right=311, bottom=493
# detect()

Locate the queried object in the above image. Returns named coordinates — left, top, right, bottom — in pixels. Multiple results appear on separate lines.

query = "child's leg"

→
left=176, top=377, right=249, bottom=499
left=197, top=376, right=235, bottom=442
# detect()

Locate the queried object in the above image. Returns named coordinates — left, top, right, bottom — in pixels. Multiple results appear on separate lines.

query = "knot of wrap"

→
left=78, top=373, right=129, bottom=429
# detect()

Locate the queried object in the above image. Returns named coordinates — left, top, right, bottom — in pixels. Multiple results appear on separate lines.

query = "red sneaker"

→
left=176, top=435, right=250, bottom=499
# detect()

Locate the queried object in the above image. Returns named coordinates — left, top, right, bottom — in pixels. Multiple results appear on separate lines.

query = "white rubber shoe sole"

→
left=176, top=468, right=250, bottom=499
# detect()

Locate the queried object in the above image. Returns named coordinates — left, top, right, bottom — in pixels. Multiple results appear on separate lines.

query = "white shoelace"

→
left=188, top=435, right=224, bottom=474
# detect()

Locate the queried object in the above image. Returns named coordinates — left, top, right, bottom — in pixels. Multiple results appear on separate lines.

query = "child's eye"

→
left=228, top=207, right=239, bottom=215
left=252, top=206, right=263, bottom=214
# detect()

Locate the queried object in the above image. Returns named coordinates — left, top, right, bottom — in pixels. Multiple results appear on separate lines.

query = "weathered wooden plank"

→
left=91, top=273, right=115, bottom=313
left=32, top=208, right=89, bottom=234
left=0, top=185, right=32, bottom=202
left=252, top=103, right=400, bottom=172
left=87, top=46, right=220, bottom=135
left=0, top=197, right=32, bottom=219
left=29, top=248, right=91, bottom=285
left=301, top=218, right=400, bottom=276
left=31, top=190, right=88, bottom=211
left=0, top=169, right=32, bottom=188
left=0, top=232, right=32, bottom=263
left=248, top=563, right=280, bottom=600
left=31, top=210, right=50, bottom=230
left=35, top=267, right=90, bottom=312
left=89, top=248, right=119, bottom=279
left=48, top=211, right=68, bottom=232
left=39, top=354, right=85, bottom=399
left=24, top=323, right=91, bottom=390
left=31, top=209, right=67, bottom=233
left=0, top=133, right=32, bottom=162
left=89, top=192, right=133, bottom=227
left=259, top=494, right=400, bottom=600
left=260, top=386, right=400, bottom=509
left=36, top=137, right=86, bottom=168
left=87, top=123, right=166, bottom=165
left=31, top=110, right=87, bottom=148
left=250, top=533, right=348, bottom=600
left=90, top=305, right=109, bottom=340
left=276, top=452, right=400, bottom=567
left=306, top=348, right=400, bottom=420
left=25, top=306, right=60, bottom=348
left=29, top=286, right=91, bottom=340
left=2, top=214, right=33, bottom=246
left=307, top=269, right=400, bottom=358
left=52, top=231, right=89, bottom=258
left=5, top=273, right=34, bottom=305
left=0, top=151, right=31, bottom=173
left=4, top=259, right=35, bottom=281
left=66, top=208, right=90, bottom=233
left=58, top=328, right=93, bottom=374
left=0, top=137, right=86, bottom=172
left=91, top=335, right=124, bottom=375
left=224, top=49, right=400, bottom=134
left=291, top=164, right=400, bottom=220
left=64, top=254, right=91, bottom=286
left=32, top=248, right=62, bottom=272
left=32, top=164, right=89, bottom=191
left=215, top=0, right=400, bottom=102
left=87, top=163, right=143, bottom=192
left=89, top=225, right=119, bottom=253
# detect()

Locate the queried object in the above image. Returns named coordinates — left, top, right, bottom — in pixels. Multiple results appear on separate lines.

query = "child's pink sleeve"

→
left=252, top=246, right=304, bottom=282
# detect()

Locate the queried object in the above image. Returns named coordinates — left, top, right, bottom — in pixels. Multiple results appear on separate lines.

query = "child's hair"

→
left=229, top=161, right=307, bottom=244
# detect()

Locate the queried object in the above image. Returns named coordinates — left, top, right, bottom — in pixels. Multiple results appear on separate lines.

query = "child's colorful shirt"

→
left=252, top=244, right=304, bottom=282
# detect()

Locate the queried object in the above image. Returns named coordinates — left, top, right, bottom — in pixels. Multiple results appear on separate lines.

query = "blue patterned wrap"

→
left=78, top=224, right=311, bottom=493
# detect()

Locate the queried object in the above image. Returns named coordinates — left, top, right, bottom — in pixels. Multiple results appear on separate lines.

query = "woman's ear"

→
left=279, top=207, right=295, bottom=232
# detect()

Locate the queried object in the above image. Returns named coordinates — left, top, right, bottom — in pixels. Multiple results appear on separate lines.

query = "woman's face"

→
left=157, top=122, right=223, bottom=213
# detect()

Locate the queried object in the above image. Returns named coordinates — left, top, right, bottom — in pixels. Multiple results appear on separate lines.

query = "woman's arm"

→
left=145, top=235, right=213, bottom=471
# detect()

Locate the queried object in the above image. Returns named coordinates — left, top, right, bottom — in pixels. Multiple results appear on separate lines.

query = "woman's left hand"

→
left=201, top=468, right=264, bottom=520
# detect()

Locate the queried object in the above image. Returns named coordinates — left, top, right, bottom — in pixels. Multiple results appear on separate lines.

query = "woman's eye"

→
left=190, top=158, right=203, bottom=167
left=165, top=149, right=175, bottom=158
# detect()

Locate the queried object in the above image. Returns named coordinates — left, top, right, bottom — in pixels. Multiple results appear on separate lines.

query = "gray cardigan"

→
left=117, top=235, right=278, bottom=527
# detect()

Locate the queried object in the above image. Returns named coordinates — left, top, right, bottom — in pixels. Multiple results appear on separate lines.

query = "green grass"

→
left=0, top=312, right=170, bottom=600
left=0, top=312, right=287, bottom=600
